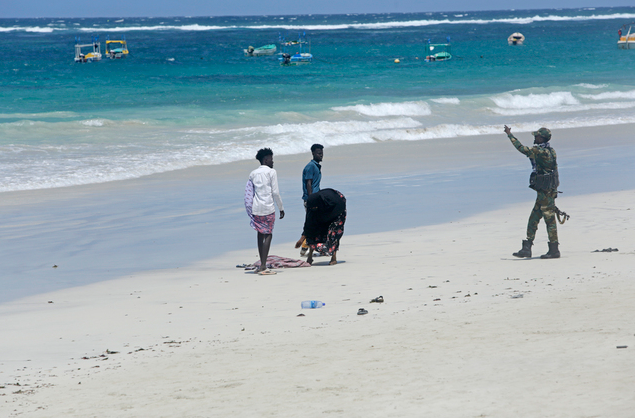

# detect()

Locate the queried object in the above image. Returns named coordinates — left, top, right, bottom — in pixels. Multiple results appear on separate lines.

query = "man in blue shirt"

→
left=300, top=144, right=323, bottom=255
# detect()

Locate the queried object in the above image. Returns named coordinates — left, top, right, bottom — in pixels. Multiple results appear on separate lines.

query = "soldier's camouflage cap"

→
left=532, top=127, right=551, bottom=140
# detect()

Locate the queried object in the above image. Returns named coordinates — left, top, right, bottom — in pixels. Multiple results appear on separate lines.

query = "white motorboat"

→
left=508, top=33, right=525, bottom=45
left=74, top=37, right=102, bottom=63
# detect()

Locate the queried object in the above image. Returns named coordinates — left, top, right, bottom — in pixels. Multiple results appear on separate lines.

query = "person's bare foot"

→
left=306, top=249, right=314, bottom=265
left=329, top=251, right=337, bottom=265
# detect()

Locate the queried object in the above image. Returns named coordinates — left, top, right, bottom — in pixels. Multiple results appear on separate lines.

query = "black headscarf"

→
left=302, top=189, right=346, bottom=241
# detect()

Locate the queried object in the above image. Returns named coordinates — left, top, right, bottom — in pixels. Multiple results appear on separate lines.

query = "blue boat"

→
left=279, top=33, right=313, bottom=65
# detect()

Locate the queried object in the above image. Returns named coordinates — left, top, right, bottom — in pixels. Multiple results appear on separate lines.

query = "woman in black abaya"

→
left=295, top=188, right=346, bottom=265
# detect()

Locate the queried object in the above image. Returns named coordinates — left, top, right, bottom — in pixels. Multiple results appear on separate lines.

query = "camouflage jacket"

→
left=508, top=134, right=557, bottom=175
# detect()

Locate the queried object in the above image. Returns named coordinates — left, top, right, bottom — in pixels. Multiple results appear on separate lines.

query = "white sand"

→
left=2, top=187, right=634, bottom=417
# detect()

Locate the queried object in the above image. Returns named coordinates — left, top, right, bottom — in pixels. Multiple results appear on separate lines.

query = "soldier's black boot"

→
left=513, top=240, right=532, bottom=258
left=540, top=242, right=560, bottom=259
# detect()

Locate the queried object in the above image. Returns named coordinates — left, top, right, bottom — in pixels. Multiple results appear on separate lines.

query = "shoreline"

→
left=1, top=124, right=635, bottom=303
left=1, top=188, right=633, bottom=417
left=3, top=122, right=635, bottom=202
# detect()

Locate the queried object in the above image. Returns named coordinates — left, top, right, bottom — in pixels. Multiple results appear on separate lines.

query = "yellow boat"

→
left=105, top=39, right=129, bottom=59
left=618, top=23, right=635, bottom=49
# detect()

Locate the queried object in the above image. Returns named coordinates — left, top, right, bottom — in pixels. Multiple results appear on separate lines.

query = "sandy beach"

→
left=1, top=125, right=635, bottom=417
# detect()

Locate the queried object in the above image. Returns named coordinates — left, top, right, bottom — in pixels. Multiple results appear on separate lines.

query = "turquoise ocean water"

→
left=2, top=7, right=635, bottom=193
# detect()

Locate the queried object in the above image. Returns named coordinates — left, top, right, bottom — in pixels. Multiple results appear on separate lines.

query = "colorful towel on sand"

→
left=243, top=255, right=311, bottom=270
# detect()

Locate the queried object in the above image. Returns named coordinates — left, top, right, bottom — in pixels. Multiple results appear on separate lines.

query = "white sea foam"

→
left=3, top=111, right=635, bottom=193
left=79, top=24, right=230, bottom=32
left=509, top=116, right=635, bottom=131
left=431, top=98, right=460, bottom=105
left=187, top=117, right=422, bottom=137
left=579, top=90, right=635, bottom=100
left=0, top=117, right=425, bottom=192
left=490, top=100, right=635, bottom=116
left=575, top=83, right=608, bottom=89
left=80, top=119, right=107, bottom=127
left=3, top=12, right=634, bottom=33
left=0, top=111, right=79, bottom=119
left=491, top=92, right=580, bottom=110
left=0, top=26, right=55, bottom=33
left=331, top=101, right=431, bottom=117
left=224, top=13, right=635, bottom=30
left=489, top=88, right=635, bottom=115
left=343, top=116, right=635, bottom=143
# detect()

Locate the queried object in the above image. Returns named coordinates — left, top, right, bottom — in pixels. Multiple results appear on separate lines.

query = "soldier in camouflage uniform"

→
left=504, top=125, right=560, bottom=259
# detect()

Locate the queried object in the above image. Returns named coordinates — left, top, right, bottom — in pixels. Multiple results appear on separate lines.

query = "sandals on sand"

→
left=258, top=269, right=277, bottom=275
left=370, top=296, right=384, bottom=303
left=357, top=308, right=368, bottom=315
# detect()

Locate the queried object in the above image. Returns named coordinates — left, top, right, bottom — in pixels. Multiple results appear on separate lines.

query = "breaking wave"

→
left=331, top=101, right=432, bottom=117
left=579, top=90, right=635, bottom=100
left=431, top=98, right=461, bottom=105
left=3, top=12, right=635, bottom=33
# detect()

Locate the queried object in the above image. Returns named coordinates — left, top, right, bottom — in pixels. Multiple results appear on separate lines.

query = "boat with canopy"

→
left=618, top=23, right=635, bottom=49
left=279, top=32, right=313, bottom=65
left=424, top=38, right=452, bottom=62
left=105, top=37, right=129, bottom=59
left=74, top=36, right=102, bottom=63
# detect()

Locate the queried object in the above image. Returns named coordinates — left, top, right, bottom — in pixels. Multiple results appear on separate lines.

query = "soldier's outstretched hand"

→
left=504, top=125, right=512, bottom=135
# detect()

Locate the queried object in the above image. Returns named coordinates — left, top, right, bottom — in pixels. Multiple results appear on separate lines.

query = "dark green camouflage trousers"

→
left=526, top=190, right=558, bottom=243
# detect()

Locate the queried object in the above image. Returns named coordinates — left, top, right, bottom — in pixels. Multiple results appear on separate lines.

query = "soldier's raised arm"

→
left=504, top=125, right=512, bottom=136
left=504, top=125, right=533, bottom=157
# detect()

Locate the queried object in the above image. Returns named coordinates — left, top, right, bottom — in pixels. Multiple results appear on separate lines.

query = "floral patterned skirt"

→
left=310, top=209, right=346, bottom=255
left=253, top=213, right=275, bottom=234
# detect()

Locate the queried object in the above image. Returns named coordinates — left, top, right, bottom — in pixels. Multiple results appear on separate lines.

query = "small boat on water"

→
left=618, top=23, right=635, bottom=49
left=280, top=51, right=313, bottom=65
left=244, top=44, right=277, bottom=56
left=74, top=36, right=102, bottom=63
left=279, top=32, right=313, bottom=65
left=424, top=38, right=452, bottom=62
left=105, top=38, right=129, bottom=59
left=508, top=32, right=525, bottom=45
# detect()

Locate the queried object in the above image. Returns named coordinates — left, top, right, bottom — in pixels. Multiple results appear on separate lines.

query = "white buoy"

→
left=394, top=59, right=400, bottom=63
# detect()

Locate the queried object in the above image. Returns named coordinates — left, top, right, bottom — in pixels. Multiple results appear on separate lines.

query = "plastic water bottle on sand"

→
left=301, top=300, right=325, bottom=309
